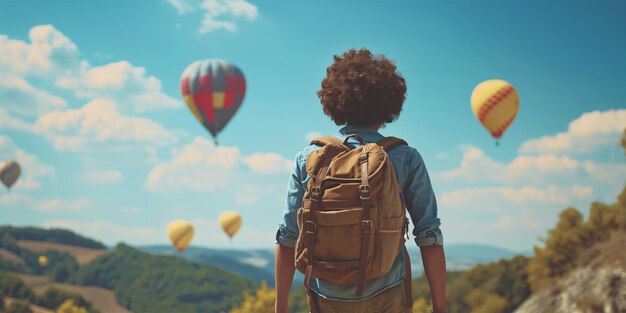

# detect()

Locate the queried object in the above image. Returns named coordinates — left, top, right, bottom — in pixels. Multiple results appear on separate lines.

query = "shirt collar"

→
left=338, top=125, right=380, bottom=135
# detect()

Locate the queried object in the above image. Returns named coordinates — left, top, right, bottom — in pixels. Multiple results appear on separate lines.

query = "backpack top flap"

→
left=306, top=135, right=406, bottom=181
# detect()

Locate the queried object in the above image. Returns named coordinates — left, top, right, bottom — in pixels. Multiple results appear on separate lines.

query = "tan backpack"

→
left=295, top=134, right=413, bottom=312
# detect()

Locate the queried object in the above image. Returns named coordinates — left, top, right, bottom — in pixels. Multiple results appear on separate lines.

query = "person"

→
left=275, top=48, right=447, bottom=313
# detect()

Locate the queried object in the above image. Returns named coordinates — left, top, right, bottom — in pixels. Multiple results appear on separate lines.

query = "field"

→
left=16, top=240, right=107, bottom=265
left=17, top=273, right=131, bottom=313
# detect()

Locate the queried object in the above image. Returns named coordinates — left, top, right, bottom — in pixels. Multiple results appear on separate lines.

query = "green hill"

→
left=0, top=227, right=257, bottom=313
left=71, top=243, right=256, bottom=313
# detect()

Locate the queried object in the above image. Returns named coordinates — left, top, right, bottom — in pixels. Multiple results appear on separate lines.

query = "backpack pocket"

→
left=296, top=206, right=377, bottom=284
left=375, top=215, right=404, bottom=275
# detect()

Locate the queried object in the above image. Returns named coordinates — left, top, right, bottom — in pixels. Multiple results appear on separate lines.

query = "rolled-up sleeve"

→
left=275, top=150, right=306, bottom=247
left=403, top=148, right=443, bottom=247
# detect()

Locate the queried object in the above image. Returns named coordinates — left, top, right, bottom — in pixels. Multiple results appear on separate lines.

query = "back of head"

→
left=317, top=48, right=407, bottom=128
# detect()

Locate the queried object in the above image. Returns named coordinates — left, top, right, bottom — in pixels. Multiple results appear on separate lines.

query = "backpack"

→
left=294, top=134, right=413, bottom=313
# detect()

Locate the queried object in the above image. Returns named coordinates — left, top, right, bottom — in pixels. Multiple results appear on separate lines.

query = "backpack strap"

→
left=310, top=136, right=345, bottom=147
left=376, top=136, right=408, bottom=151
left=303, top=144, right=339, bottom=313
left=356, top=144, right=372, bottom=296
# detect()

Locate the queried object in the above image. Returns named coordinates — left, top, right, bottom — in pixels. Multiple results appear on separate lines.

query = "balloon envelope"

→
left=180, top=59, right=246, bottom=142
left=218, top=211, right=242, bottom=239
left=470, top=80, right=519, bottom=143
left=167, top=220, right=194, bottom=252
left=0, top=160, right=21, bottom=190
left=38, top=255, right=48, bottom=267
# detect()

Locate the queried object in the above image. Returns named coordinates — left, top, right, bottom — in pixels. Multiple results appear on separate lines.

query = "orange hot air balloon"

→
left=471, top=80, right=520, bottom=145
left=218, top=211, right=242, bottom=239
left=166, top=220, right=194, bottom=252
left=180, top=59, right=246, bottom=145
left=38, top=255, right=48, bottom=267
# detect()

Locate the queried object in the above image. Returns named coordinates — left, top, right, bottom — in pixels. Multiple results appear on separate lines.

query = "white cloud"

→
left=438, top=145, right=621, bottom=186
left=1, top=25, right=180, bottom=115
left=0, top=108, right=33, bottom=132
left=1, top=192, right=34, bottom=206
left=440, top=185, right=594, bottom=210
left=0, top=135, right=54, bottom=190
left=57, top=61, right=181, bottom=112
left=167, top=0, right=258, bottom=34
left=37, top=198, right=92, bottom=212
left=83, top=170, right=124, bottom=184
left=305, top=131, right=322, bottom=142
left=42, top=219, right=158, bottom=245
left=0, top=25, right=79, bottom=78
left=146, top=137, right=292, bottom=192
left=0, top=76, right=66, bottom=116
left=34, top=98, right=178, bottom=151
left=243, top=153, right=292, bottom=174
left=520, top=109, right=626, bottom=154
left=235, top=185, right=274, bottom=205
left=146, top=136, right=239, bottom=191
left=168, top=0, right=195, bottom=14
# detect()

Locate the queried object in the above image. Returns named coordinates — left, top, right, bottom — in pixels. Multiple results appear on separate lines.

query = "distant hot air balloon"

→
left=0, top=160, right=21, bottom=191
left=167, top=220, right=194, bottom=252
left=471, top=80, right=520, bottom=145
left=180, top=59, right=246, bottom=145
left=218, top=211, right=242, bottom=239
left=38, top=255, right=48, bottom=267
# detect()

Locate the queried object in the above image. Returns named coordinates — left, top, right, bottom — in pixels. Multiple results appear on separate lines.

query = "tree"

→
left=230, top=281, right=275, bottom=313
left=527, top=208, right=590, bottom=291
left=5, top=300, right=33, bottom=313
left=55, top=299, right=88, bottom=313
left=464, top=289, right=508, bottom=313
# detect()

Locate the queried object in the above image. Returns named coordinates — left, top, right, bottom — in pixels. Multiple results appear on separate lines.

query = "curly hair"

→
left=317, top=48, right=407, bottom=128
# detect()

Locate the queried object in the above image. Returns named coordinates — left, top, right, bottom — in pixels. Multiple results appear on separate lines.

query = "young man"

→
left=275, top=48, right=447, bottom=313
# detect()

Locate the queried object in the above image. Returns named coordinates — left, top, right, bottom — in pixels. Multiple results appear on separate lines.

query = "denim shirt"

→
left=276, top=125, right=443, bottom=300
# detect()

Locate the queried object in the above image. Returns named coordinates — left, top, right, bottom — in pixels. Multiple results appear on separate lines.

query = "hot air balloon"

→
left=471, top=80, right=520, bottom=145
left=218, top=211, right=242, bottom=239
left=38, top=255, right=48, bottom=267
left=180, top=59, right=246, bottom=145
left=167, top=220, right=194, bottom=252
left=0, top=160, right=21, bottom=191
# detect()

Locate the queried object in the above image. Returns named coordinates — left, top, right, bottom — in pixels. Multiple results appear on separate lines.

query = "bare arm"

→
left=275, top=244, right=296, bottom=313
left=420, top=245, right=448, bottom=312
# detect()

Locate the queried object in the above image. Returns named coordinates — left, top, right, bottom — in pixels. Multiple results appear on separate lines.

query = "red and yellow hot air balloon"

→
left=218, top=211, right=242, bottom=240
left=0, top=160, right=21, bottom=191
left=471, top=80, right=520, bottom=145
left=167, top=220, right=194, bottom=252
left=180, top=60, right=246, bottom=145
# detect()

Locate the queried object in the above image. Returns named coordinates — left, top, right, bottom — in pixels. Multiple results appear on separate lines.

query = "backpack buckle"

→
left=359, top=185, right=371, bottom=199
left=305, top=221, right=317, bottom=234
left=359, top=152, right=369, bottom=164
left=310, top=186, right=322, bottom=200
left=362, top=220, right=372, bottom=232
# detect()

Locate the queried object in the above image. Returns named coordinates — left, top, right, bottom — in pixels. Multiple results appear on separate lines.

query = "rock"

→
left=514, top=267, right=626, bottom=313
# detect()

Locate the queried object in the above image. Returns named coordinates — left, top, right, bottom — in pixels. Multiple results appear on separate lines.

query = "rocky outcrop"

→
left=514, top=267, right=626, bottom=313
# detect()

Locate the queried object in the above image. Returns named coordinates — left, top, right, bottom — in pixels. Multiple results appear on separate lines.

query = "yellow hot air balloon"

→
left=218, top=211, right=242, bottom=239
left=166, top=220, right=194, bottom=252
left=471, top=80, right=520, bottom=145
left=0, top=160, right=21, bottom=191
left=38, top=255, right=48, bottom=267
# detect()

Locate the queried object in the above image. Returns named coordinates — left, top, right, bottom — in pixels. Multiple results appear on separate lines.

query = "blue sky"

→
left=1, top=0, right=625, bottom=251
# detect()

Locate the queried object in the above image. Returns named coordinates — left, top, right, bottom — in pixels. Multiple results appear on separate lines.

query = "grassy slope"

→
left=16, top=240, right=107, bottom=265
